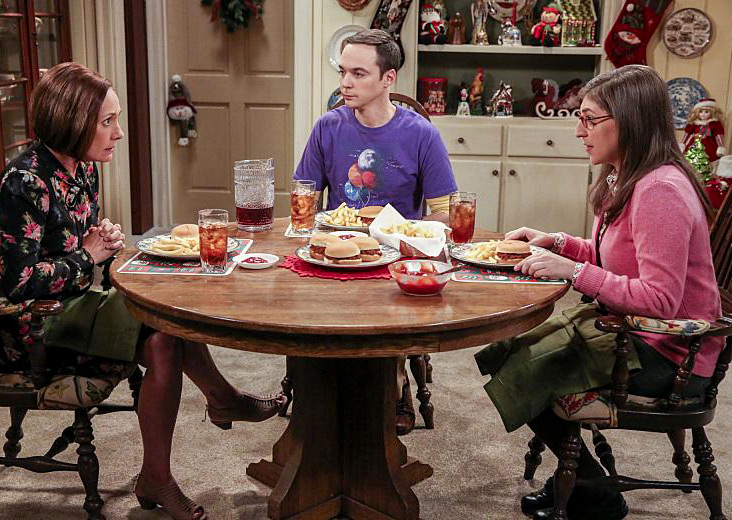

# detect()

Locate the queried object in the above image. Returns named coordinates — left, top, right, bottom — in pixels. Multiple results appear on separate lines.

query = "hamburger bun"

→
left=309, top=232, right=339, bottom=260
left=349, top=236, right=382, bottom=262
left=171, top=224, right=199, bottom=241
left=495, top=239, right=531, bottom=265
left=324, top=241, right=362, bottom=265
left=357, top=206, right=384, bottom=225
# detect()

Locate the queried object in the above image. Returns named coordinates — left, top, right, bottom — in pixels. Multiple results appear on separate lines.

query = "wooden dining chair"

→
left=0, top=260, right=143, bottom=520
left=278, top=93, right=436, bottom=430
left=522, top=191, right=732, bottom=519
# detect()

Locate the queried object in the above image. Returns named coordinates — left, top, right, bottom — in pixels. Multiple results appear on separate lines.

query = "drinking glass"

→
left=198, top=209, right=229, bottom=273
left=290, top=179, right=317, bottom=234
left=234, top=158, right=275, bottom=232
left=449, top=192, right=477, bottom=243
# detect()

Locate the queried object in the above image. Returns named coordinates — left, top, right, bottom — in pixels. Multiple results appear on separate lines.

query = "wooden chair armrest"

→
left=595, top=315, right=629, bottom=334
left=29, top=300, right=63, bottom=389
left=706, top=315, right=732, bottom=337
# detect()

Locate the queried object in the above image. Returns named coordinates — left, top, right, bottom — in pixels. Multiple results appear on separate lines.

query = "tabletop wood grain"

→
left=111, top=218, right=569, bottom=357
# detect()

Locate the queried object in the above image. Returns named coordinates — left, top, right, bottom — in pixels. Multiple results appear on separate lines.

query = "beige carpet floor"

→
left=0, top=292, right=730, bottom=519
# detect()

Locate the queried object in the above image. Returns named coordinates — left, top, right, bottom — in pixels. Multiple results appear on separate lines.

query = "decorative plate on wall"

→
left=337, top=0, right=371, bottom=12
left=663, top=8, right=713, bottom=59
left=666, top=77, right=707, bottom=130
left=328, top=24, right=366, bottom=71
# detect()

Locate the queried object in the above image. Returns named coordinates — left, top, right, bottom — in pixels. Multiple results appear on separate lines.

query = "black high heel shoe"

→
left=206, top=392, right=284, bottom=430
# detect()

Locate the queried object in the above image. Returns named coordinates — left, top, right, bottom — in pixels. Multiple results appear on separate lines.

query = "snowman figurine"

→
left=167, top=74, right=198, bottom=146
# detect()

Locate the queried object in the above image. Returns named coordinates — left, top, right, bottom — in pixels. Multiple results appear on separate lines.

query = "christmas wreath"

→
left=201, top=0, right=265, bottom=32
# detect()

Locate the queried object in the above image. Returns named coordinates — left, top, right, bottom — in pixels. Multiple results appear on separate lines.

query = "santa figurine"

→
left=419, top=3, right=447, bottom=45
left=167, top=74, right=198, bottom=146
left=530, top=3, right=562, bottom=47
left=682, top=98, right=727, bottom=163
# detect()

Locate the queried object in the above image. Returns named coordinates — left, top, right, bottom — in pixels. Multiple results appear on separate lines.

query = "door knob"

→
left=457, top=137, right=465, bottom=144
left=509, top=169, right=517, bottom=176
left=491, top=169, right=499, bottom=176
left=546, top=139, right=554, bottom=146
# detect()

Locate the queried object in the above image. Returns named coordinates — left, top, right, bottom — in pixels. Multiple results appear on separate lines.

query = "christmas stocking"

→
left=604, top=0, right=672, bottom=68
left=370, top=0, right=415, bottom=68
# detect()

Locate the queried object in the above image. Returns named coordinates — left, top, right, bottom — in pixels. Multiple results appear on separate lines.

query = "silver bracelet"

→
left=571, top=262, right=584, bottom=285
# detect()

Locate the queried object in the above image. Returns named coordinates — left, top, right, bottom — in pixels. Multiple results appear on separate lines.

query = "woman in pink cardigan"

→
left=474, top=65, right=722, bottom=520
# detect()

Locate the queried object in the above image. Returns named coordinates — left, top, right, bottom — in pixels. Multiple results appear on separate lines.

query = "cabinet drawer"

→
left=506, top=125, right=586, bottom=159
left=434, top=120, right=502, bottom=156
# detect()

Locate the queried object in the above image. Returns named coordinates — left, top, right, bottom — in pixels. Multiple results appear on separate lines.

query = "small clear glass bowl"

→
left=388, top=260, right=452, bottom=296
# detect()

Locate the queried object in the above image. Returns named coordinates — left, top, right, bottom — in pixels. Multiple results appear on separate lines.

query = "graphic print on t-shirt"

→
left=341, top=147, right=385, bottom=207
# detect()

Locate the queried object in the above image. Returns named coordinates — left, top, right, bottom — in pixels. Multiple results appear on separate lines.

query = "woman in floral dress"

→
left=0, top=62, right=282, bottom=520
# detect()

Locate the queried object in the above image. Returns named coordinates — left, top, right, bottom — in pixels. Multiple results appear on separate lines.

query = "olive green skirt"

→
left=474, top=303, right=641, bottom=433
left=43, top=288, right=141, bottom=363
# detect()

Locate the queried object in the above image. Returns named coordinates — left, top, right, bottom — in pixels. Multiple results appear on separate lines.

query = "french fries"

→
left=149, top=236, right=200, bottom=256
left=465, top=240, right=501, bottom=263
left=323, top=202, right=364, bottom=227
left=380, top=221, right=435, bottom=238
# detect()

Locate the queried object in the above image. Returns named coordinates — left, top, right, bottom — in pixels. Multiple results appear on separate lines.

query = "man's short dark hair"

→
left=341, top=29, right=401, bottom=77
left=32, top=62, right=112, bottom=160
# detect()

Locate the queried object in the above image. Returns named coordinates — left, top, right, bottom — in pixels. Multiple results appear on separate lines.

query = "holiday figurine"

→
left=530, top=2, right=562, bottom=47
left=470, top=0, right=491, bottom=45
left=456, top=82, right=471, bottom=116
left=682, top=98, right=727, bottom=163
left=469, top=67, right=485, bottom=115
left=486, top=81, right=513, bottom=118
left=499, top=19, right=522, bottom=46
left=558, top=0, right=597, bottom=47
left=447, top=11, right=467, bottom=45
left=166, top=74, right=197, bottom=146
left=419, top=3, right=447, bottom=44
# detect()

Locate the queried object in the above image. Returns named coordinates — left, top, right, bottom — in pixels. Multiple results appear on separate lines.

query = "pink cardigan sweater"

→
left=559, top=165, right=722, bottom=377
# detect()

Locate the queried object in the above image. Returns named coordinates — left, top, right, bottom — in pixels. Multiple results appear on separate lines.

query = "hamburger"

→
left=323, top=240, right=362, bottom=265
left=349, top=236, right=382, bottom=262
left=171, top=223, right=199, bottom=241
left=357, top=206, right=384, bottom=225
left=308, top=232, right=339, bottom=260
left=495, top=240, right=532, bottom=265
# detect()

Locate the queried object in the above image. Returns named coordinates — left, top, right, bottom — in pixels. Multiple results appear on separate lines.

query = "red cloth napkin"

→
left=279, top=255, right=391, bottom=281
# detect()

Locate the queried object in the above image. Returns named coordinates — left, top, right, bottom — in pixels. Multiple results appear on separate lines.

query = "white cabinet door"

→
left=502, top=160, right=590, bottom=237
left=450, top=159, right=501, bottom=232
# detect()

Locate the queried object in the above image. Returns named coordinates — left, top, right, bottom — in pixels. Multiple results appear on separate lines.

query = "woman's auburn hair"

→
left=32, top=62, right=112, bottom=160
left=583, top=64, right=713, bottom=225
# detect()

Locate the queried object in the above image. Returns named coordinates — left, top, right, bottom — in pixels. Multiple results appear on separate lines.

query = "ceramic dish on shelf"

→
left=136, top=235, right=239, bottom=261
left=295, top=244, right=399, bottom=270
left=328, top=24, right=365, bottom=71
left=666, top=77, right=708, bottom=129
left=449, top=243, right=546, bottom=270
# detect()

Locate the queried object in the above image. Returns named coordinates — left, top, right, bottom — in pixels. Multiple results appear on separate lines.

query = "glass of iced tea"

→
left=198, top=209, right=229, bottom=273
left=449, top=191, right=477, bottom=243
left=234, top=159, right=275, bottom=232
left=290, top=179, right=317, bottom=234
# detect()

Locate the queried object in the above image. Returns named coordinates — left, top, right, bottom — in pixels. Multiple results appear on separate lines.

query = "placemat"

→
left=451, top=266, right=567, bottom=284
left=279, top=255, right=391, bottom=281
left=117, top=239, right=252, bottom=276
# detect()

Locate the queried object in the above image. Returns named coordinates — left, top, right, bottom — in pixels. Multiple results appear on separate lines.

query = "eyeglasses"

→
left=578, top=114, right=613, bottom=130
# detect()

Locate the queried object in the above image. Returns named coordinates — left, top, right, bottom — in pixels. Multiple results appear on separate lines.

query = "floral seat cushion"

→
left=552, top=390, right=704, bottom=428
left=0, top=362, right=136, bottom=410
left=627, top=316, right=710, bottom=336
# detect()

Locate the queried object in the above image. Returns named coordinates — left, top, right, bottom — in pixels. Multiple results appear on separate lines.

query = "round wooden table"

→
left=111, top=218, right=569, bottom=520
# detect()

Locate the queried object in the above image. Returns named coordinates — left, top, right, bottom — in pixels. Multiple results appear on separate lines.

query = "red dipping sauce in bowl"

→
left=388, top=260, right=452, bottom=296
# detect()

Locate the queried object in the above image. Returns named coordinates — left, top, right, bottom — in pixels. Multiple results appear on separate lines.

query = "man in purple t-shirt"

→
left=293, top=29, right=458, bottom=435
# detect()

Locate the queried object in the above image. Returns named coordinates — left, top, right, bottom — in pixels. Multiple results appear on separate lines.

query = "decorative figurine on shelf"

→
left=531, top=77, right=583, bottom=118
left=447, top=11, right=467, bottom=45
left=682, top=98, right=727, bottom=164
left=530, top=2, right=562, bottom=46
left=166, top=74, right=198, bottom=146
left=419, top=2, right=447, bottom=44
left=499, top=18, right=523, bottom=46
left=432, top=0, right=447, bottom=20
left=686, top=135, right=729, bottom=209
left=486, top=81, right=513, bottom=117
left=469, top=67, right=485, bottom=115
left=456, top=82, right=471, bottom=116
left=710, top=155, right=732, bottom=209
left=471, top=0, right=491, bottom=45
left=557, top=0, right=597, bottom=46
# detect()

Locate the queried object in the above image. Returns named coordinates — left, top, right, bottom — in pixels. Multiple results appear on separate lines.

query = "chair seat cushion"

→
left=0, top=362, right=136, bottom=410
left=552, top=390, right=705, bottom=428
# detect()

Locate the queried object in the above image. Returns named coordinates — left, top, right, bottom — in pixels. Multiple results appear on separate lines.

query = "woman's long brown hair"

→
left=584, top=65, right=713, bottom=225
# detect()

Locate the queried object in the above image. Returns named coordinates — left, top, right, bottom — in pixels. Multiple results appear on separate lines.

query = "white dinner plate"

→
left=449, top=243, right=547, bottom=270
left=295, top=244, right=400, bottom=270
left=136, top=235, right=240, bottom=260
